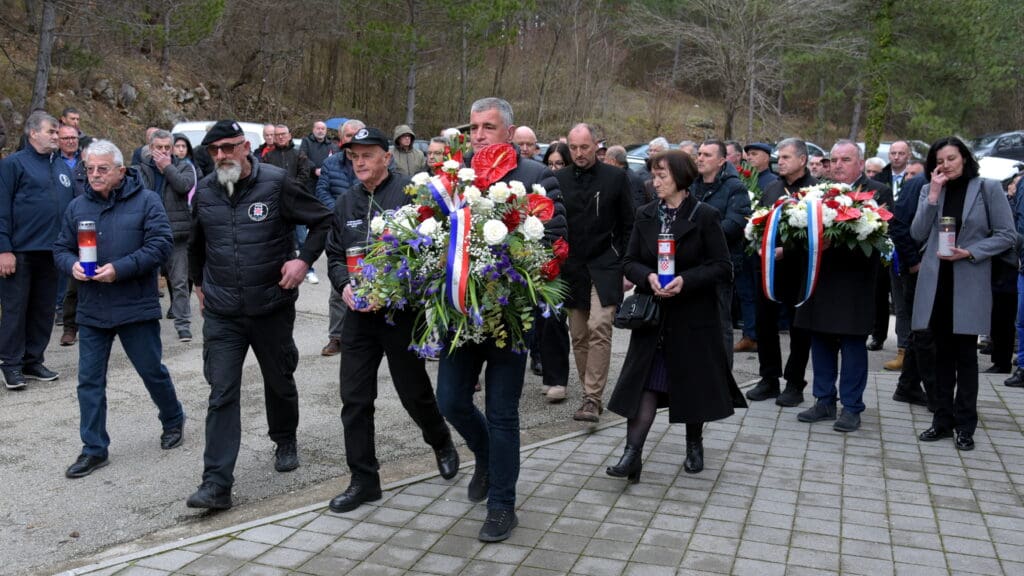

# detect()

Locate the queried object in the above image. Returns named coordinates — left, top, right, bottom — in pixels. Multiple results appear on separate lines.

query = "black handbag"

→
left=613, top=293, right=660, bottom=330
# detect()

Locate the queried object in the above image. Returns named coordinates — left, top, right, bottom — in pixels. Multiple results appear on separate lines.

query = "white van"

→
left=171, top=121, right=265, bottom=149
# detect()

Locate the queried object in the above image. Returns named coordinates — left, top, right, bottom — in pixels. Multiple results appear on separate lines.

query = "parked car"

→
left=171, top=121, right=266, bottom=150
left=978, top=156, right=1024, bottom=186
left=969, top=131, right=1024, bottom=162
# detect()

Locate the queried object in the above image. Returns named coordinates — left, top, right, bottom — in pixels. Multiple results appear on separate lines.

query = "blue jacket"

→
left=0, top=147, right=74, bottom=252
left=315, top=152, right=359, bottom=210
left=690, top=162, right=752, bottom=254
left=53, top=172, right=173, bottom=328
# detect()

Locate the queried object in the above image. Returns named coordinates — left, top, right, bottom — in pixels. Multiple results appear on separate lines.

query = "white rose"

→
left=474, top=197, right=495, bottom=213
left=510, top=181, right=527, bottom=197
left=463, top=185, right=482, bottom=204
left=411, top=172, right=430, bottom=186
left=520, top=215, right=545, bottom=241
left=531, top=184, right=547, bottom=196
left=442, top=160, right=460, bottom=172
left=836, top=194, right=853, bottom=207
left=370, top=215, right=386, bottom=234
left=418, top=218, right=438, bottom=236
left=822, top=206, right=838, bottom=227
left=489, top=182, right=511, bottom=203
left=457, top=168, right=476, bottom=182
left=483, top=220, right=508, bottom=245
left=744, top=220, right=755, bottom=241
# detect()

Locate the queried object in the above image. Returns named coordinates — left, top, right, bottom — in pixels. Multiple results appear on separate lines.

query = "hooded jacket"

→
left=53, top=171, right=172, bottom=328
left=0, top=146, right=74, bottom=252
left=690, top=162, right=752, bottom=253
left=391, top=125, right=426, bottom=177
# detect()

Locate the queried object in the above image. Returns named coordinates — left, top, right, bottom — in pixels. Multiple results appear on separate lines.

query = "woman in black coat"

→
left=606, top=150, right=745, bottom=483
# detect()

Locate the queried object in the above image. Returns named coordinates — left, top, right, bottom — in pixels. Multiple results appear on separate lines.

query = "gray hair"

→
left=25, top=111, right=58, bottom=136
left=679, top=139, right=697, bottom=149
left=776, top=137, right=808, bottom=159
left=605, top=145, right=628, bottom=166
left=149, top=129, right=173, bottom=144
left=570, top=123, right=598, bottom=142
left=341, top=119, right=365, bottom=133
left=649, top=136, right=669, bottom=149
left=430, top=136, right=448, bottom=145
left=470, top=97, right=514, bottom=127
left=865, top=157, right=886, bottom=170
left=831, top=138, right=862, bottom=160
left=84, top=139, right=125, bottom=167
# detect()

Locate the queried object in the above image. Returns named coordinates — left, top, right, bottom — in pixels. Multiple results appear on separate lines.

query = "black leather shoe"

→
left=683, top=440, right=704, bottom=474
left=893, top=386, right=929, bottom=407
left=833, top=409, right=861, bottom=433
left=434, top=439, right=459, bottom=480
left=775, top=382, right=805, bottom=407
left=983, top=364, right=1011, bottom=374
left=65, top=454, right=109, bottom=478
left=186, top=482, right=232, bottom=510
left=468, top=466, right=490, bottom=503
left=274, top=441, right=299, bottom=472
left=954, top=430, right=975, bottom=451
left=530, top=358, right=543, bottom=376
left=160, top=426, right=184, bottom=450
left=866, top=338, right=884, bottom=351
left=797, top=401, right=836, bottom=423
left=746, top=378, right=780, bottom=402
left=329, top=481, right=382, bottom=513
left=606, top=444, right=642, bottom=483
left=478, top=508, right=518, bottom=542
left=1005, top=368, right=1024, bottom=387
left=918, top=427, right=952, bottom=442
left=23, top=363, right=59, bottom=381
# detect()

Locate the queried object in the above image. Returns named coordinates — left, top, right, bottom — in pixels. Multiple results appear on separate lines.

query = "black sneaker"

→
left=833, top=409, right=861, bottom=433
left=1006, top=368, right=1024, bottom=388
left=2, top=367, right=26, bottom=390
left=178, top=329, right=192, bottom=343
left=478, top=508, right=518, bottom=542
left=746, top=378, right=780, bottom=401
left=468, top=466, right=490, bottom=503
left=22, top=364, right=58, bottom=381
left=186, top=482, right=233, bottom=510
left=775, top=382, right=805, bottom=407
left=275, top=440, right=299, bottom=472
left=797, top=401, right=837, bottom=423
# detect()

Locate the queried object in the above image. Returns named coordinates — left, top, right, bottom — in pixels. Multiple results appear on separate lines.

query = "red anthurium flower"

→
left=875, top=207, right=894, bottom=221
left=540, top=258, right=561, bottom=281
left=417, top=205, right=435, bottom=222
left=825, top=199, right=841, bottom=210
left=849, top=191, right=876, bottom=202
left=502, top=208, right=521, bottom=232
left=834, top=206, right=862, bottom=222
left=552, top=237, right=569, bottom=261
left=471, top=143, right=517, bottom=189
left=527, top=194, right=555, bottom=221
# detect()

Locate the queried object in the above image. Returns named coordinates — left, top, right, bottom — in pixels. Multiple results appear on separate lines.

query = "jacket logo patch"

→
left=59, top=174, right=71, bottom=188
left=248, top=202, right=269, bottom=222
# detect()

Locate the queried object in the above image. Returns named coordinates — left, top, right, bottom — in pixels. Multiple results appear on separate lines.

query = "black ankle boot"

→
left=684, top=440, right=704, bottom=474
left=606, top=445, right=642, bottom=484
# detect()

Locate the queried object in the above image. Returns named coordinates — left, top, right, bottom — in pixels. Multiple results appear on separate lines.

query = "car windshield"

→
left=970, top=135, right=999, bottom=150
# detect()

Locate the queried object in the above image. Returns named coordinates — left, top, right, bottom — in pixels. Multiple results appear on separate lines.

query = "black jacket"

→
left=326, top=173, right=411, bottom=291
left=690, top=162, right=751, bottom=253
left=263, top=142, right=310, bottom=188
left=889, top=174, right=927, bottom=274
left=189, top=157, right=332, bottom=317
left=299, top=134, right=336, bottom=184
left=759, top=170, right=818, bottom=208
left=555, top=161, right=634, bottom=309
left=136, top=155, right=197, bottom=243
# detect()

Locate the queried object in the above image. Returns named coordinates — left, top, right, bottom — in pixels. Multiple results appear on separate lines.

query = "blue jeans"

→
left=1016, top=274, right=1024, bottom=368
left=735, top=254, right=758, bottom=340
left=809, top=333, right=868, bottom=414
left=78, top=320, right=184, bottom=458
left=295, top=225, right=314, bottom=272
left=436, top=340, right=526, bottom=511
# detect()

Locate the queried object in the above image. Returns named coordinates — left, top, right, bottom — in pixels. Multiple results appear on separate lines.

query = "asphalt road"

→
left=2, top=253, right=899, bottom=575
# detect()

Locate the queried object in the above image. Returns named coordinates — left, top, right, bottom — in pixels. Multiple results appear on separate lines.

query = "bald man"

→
left=513, top=126, right=542, bottom=161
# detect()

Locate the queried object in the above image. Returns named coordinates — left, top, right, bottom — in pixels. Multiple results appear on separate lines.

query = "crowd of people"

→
left=1, top=98, right=1022, bottom=544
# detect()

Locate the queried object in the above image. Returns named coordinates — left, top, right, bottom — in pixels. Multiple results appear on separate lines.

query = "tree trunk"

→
left=815, top=77, right=826, bottom=144
left=404, top=0, right=417, bottom=127
left=459, top=25, right=468, bottom=120
left=746, top=67, right=755, bottom=142
left=535, top=24, right=561, bottom=127
left=863, top=0, right=894, bottom=157
left=29, top=0, right=57, bottom=115
left=160, top=9, right=172, bottom=83
left=849, top=80, right=863, bottom=140
left=671, top=38, right=682, bottom=85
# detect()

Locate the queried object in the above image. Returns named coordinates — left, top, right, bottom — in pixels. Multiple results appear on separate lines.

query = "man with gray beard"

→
left=185, top=120, right=332, bottom=510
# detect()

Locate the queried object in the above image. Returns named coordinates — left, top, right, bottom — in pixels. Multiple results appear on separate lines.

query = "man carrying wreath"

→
left=325, top=127, right=459, bottom=513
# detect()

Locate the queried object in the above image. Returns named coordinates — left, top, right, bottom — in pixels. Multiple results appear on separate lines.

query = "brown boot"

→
left=320, top=337, right=341, bottom=356
left=883, top=348, right=905, bottom=371
left=573, top=398, right=602, bottom=422
left=734, top=336, right=757, bottom=352
left=60, top=328, right=77, bottom=346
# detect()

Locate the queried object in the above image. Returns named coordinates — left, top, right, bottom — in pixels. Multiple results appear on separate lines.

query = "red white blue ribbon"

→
left=446, top=206, right=472, bottom=314
left=428, top=176, right=460, bottom=216
left=761, top=198, right=824, bottom=306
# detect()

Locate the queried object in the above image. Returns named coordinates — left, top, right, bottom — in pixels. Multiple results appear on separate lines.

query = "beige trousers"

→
left=568, top=285, right=617, bottom=404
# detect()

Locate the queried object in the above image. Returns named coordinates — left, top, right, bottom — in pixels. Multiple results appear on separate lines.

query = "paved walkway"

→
left=63, top=371, right=1024, bottom=576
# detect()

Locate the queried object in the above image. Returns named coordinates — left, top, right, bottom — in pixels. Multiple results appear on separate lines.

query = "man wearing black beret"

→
left=185, top=120, right=333, bottom=510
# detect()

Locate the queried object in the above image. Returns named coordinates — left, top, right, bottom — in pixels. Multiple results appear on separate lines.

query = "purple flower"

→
left=407, top=233, right=433, bottom=252
left=361, top=263, right=378, bottom=282
left=497, top=295, right=509, bottom=306
left=470, top=307, right=484, bottom=326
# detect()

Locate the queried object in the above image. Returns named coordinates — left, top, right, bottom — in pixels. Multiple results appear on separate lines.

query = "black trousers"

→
left=540, top=309, right=570, bottom=388
left=0, top=251, right=58, bottom=368
left=201, top=306, right=300, bottom=488
left=755, top=288, right=811, bottom=387
left=931, top=330, right=979, bottom=435
left=990, top=290, right=1017, bottom=370
left=62, top=277, right=79, bottom=330
left=871, top=263, right=891, bottom=343
left=897, top=272, right=936, bottom=401
left=340, top=309, right=450, bottom=484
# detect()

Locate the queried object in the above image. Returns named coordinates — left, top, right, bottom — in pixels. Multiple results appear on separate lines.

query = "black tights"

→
left=626, top=390, right=703, bottom=449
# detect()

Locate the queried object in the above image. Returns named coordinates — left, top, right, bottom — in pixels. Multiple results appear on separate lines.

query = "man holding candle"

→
left=53, top=139, right=184, bottom=478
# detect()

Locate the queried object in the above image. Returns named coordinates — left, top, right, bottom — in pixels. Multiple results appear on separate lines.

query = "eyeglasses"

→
left=207, top=140, right=246, bottom=155
left=85, top=165, right=116, bottom=175
left=59, top=137, right=78, bottom=142
left=548, top=160, right=566, bottom=169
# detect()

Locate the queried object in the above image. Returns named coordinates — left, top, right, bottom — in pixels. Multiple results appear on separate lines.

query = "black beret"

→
left=201, top=120, right=245, bottom=146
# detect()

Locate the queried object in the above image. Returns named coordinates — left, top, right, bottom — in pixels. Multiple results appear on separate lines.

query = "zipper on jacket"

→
left=595, top=190, right=600, bottom=217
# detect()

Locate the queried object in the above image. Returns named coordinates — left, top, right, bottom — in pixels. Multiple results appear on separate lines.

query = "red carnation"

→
left=540, top=258, right=561, bottom=281
left=552, top=237, right=569, bottom=261
left=417, top=205, right=435, bottom=222
left=502, top=208, right=521, bottom=232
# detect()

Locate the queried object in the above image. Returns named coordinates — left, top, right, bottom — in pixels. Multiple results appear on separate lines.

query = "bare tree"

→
left=28, top=0, right=57, bottom=114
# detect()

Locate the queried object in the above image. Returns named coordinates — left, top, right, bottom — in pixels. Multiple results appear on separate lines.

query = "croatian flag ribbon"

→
left=428, top=176, right=461, bottom=217
left=761, top=198, right=824, bottom=306
left=446, top=206, right=472, bottom=315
